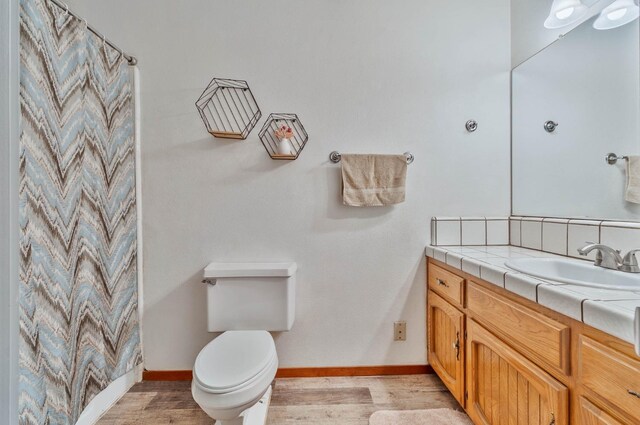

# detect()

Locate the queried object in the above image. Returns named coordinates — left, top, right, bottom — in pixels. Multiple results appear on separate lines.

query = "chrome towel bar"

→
left=606, top=153, right=629, bottom=165
left=329, top=151, right=414, bottom=164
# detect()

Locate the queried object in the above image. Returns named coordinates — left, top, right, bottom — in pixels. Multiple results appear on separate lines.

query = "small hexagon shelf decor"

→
left=258, top=113, right=309, bottom=160
left=196, top=78, right=261, bottom=140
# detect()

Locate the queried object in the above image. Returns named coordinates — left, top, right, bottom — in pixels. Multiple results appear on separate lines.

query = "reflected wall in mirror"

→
left=512, top=0, right=640, bottom=220
left=511, top=0, right=604, bottom=66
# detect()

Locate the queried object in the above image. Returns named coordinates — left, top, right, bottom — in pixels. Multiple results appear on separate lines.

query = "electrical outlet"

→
left=394, top=321, right=407, bottom=341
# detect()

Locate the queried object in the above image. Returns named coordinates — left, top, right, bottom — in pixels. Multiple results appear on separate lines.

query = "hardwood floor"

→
left=97, top=375, right=463, bottom=424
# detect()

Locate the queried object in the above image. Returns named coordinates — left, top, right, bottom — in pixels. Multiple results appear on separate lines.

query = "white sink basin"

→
left=505, top=258, right=640, bottom=291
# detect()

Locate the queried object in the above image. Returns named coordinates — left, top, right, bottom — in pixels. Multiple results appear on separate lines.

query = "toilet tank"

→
left=203, top=262, right=296, bottom=332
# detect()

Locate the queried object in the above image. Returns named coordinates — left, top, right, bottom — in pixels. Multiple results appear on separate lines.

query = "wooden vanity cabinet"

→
left=426, top=257, right=640, bottom=425
left=428, top=263, right=464, bottom=307
left=578, top=336, right=640, bottom=424
left=428, top=291, right=465, bottom=406
left=466, top=319, right=568, bottom=425
left=578, top=398, right=625, bottom=425
left=467, top=281, right=571, bottom=376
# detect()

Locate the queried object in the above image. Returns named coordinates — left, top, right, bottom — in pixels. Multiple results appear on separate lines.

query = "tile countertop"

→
left=425, top=245, right=640, bottom=354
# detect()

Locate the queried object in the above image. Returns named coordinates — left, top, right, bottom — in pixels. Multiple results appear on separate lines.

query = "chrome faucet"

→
left=577, top=243, right=623, bottom=270
left=621, top=249, right=640, bottom=273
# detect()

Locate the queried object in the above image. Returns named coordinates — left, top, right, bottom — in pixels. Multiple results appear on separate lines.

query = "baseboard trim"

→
left=143, top=370, right=193, bottom=381
left=275, top=365, right=434, bottom=378
left=143, top=365, right=433, bottom=381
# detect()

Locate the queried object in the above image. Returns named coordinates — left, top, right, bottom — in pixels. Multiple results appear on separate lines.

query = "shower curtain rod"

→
left=48, top=0, right=138, bottom=65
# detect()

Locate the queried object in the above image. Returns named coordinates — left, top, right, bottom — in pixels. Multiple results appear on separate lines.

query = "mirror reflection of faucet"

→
left=578, top=242, right=640, bottom=273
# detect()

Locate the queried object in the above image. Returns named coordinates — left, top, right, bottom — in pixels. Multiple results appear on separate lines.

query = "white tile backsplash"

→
left=430, top=219, right=437, bottom=245
left=508, top=217, right=640, bottom=263
left=510, top=217, right=521, bottom=246
left=461, top=220, right=486, bottom=245
left=521, top=218, right=543, bottom=250
left=432, top=217, right=509, bottom=246
left=567, top=221, right=600, bottom=260
left=433, top=217, right=640, bottom=262
left=542, top=219, right=568, bottom=255
left=600, top=222, right=640, bottom=254
left=487, top=219, right=509, bottom=245
left=433, top=219, right=461, bottom=246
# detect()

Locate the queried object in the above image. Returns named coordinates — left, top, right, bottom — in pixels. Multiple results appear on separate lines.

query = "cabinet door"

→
left=428, top=290, right=465, bottom=406
left=466, top=319, right=568, bottom=425
left=578, top=397, right=625, bottom=425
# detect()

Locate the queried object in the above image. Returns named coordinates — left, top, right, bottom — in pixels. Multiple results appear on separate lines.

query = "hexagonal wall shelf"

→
left=258, top=113, right=309, bottom=160
left=196, top=78, right=261, bottom=140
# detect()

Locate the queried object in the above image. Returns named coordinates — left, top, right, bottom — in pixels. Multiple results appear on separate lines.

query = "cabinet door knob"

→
left=453, top=332, right=460, bottom=361
left=436, top=278, right=449, bottom=288
left=628, top=389, right=640, bottom=398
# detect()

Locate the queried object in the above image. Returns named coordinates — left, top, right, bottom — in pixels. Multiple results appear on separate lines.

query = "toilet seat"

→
left=193, top=331, right=277, bottom=395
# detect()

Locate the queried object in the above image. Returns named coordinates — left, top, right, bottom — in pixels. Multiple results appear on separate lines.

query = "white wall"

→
left=1, top=0, right=20, bottom=422
left=65, top=0, right=511, bottom=370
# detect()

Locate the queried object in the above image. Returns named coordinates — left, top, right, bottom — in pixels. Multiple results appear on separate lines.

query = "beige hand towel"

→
left=626, top=156, right=640, bottom=204
left=341, top=154, right=407, bottom=206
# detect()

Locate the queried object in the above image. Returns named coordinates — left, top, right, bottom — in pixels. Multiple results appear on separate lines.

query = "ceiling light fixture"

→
left=593, top=0, right=639, bottom=30
left=545, top=0, right=590, bottom=28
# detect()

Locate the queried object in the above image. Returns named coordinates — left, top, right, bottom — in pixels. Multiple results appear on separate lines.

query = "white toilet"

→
left=192, top=262, right=297, bottom=425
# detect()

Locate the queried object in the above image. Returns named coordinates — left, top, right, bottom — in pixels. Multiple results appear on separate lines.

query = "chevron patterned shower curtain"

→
left=18, top=0, right=142, bottom=423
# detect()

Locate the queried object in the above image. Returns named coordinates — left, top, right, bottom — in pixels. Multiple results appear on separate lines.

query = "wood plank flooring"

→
left=97, top=375, right=463, bottom=425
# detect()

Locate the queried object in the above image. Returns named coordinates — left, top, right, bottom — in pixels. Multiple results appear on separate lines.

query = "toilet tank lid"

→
left=204, top=262, right=297, bottom=278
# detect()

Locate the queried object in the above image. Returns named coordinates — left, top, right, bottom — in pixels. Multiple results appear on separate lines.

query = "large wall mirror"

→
left=512, top=0, right=640, bottom=220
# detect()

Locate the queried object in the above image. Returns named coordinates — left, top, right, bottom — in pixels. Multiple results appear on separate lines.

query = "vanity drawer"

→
left=578, top=336, right=640, bottom=423
left=428, top=263, right=464, bottom=307
left=578, top=397, right=625, bottom=425
left=467, top=281, right=571, bottom=375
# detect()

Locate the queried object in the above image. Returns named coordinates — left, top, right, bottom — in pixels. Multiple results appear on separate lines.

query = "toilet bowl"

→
left=192, top=330, right=278, bottom=425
